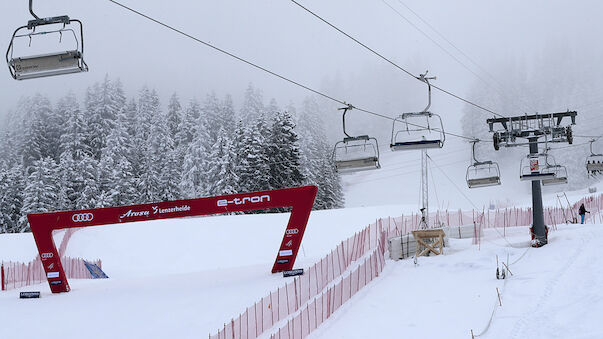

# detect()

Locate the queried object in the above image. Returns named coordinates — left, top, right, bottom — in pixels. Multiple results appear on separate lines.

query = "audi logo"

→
left=285, top=229, right=299, bottom=235
left=41, top=252, right=53, bottom=259
left=72, top=213, right=94, bottom=222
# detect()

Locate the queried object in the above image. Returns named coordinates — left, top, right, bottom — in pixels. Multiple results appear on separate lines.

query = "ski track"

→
left=508, top=229, right=593, bottom=339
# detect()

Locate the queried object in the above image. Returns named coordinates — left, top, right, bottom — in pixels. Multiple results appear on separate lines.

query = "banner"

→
left=28, top=186, right=317, bottom=293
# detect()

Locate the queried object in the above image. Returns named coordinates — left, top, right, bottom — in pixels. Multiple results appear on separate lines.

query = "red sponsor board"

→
left=28, top=186, right=317, bottom=293
left=530, top=159, right=539, bottom=172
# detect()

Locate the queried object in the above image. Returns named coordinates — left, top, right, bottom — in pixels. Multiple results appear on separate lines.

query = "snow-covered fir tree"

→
left=0, top=165, right=24, bottom=233
left=20, top=157, right=60, bottom=232
left=240, top=83, right=264, bottom=123
left=0, top=80, right=351, bottom=232
left=296, top=96, right=344, bottom=209
left=268, top=110, right=305, bottom=190
left=237, top=114, right=272, bottom=193
left=219, top=94, right=236, bottom=136
left=84, top=76, right=126, bottom=159
left=97, top=109, right=137, bottom=207
left=57, top=92, right=90, bottom=159
left=21, top=94, right=53, bottom=171
left=206, top=128, right=240, bottom=196
left=166, top=93, right=182, bottom=148
left=180, top=101, right=212, bottom=199
left=135, top=87, right=162, bottom=203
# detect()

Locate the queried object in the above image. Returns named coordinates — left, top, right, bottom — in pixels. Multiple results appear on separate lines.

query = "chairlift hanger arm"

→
left=29, top=0, right=39, bottom=19
left=418, top=71, right=436, bottom=113
left=471, top=139, right=479, bottom=163
left=339, top=103, right=355, bottom=139
left=27, top=0, right=70, bottom=29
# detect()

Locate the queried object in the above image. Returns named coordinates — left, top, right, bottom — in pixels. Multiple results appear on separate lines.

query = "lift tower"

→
left=487, top=111, right=577, bottom=247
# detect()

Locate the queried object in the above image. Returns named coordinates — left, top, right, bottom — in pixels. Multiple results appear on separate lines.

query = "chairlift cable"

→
left=428, top=159, right=443, bottom=211
left=430, top=154, right=522, bottom=249
left=107, top=0, right=346, bottom=106
left=108, top=0, right=490, bottom=143
left=380, top=0, right=536, bottom=114
left=347, top=158, right=468, bottom=185
left=548, top=140, right=591, bottom=151
left=352, top=106, right=477, bottom=141
left=290, top=0, right=507, bottom=119
left=426, top=154, right=479, bottom=210
left=574, top=134, right=603, bottom=140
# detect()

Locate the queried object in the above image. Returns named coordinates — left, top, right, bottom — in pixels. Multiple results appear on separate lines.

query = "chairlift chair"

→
left=519, top=154, right=556, bottom=182
left=390, top=72, right=445, bottom=151
left=466, top=140, right=501, bottom=188
left=6, top=0, right=88, bottom=80
left=390, top=112, right=445, bottom=151
left=586, top=139, right=603, bottom=175
left=332, top=104, right=380, bottom=174
left=541, top=165, right=568, bottom=186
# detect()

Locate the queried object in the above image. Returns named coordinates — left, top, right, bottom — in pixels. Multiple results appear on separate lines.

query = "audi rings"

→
left=72, top=213, right=94, bottom=222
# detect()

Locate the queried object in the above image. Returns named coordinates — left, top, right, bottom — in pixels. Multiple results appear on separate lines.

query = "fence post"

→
left=1, top=263, right=4, bottom=291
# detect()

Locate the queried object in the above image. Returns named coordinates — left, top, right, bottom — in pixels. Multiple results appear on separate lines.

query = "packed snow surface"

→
left=2, top=159, right=603, bottom=338
left=310, top=224, right=603, bottom=339
left=2, top=210, right=603, bottom=338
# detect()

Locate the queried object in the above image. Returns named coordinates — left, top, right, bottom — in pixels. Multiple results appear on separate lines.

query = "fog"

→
left=1, top=0, right=602, bottom=138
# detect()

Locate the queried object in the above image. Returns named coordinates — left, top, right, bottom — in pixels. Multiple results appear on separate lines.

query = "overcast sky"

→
left=1, top=0, right=602, bottom=136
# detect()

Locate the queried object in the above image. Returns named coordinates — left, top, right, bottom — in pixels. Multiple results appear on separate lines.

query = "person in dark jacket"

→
left=579, top=203, right=589, bottom=224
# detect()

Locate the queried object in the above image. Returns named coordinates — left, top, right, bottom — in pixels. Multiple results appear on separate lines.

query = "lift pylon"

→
left=487, top=111, right=577, bottom=247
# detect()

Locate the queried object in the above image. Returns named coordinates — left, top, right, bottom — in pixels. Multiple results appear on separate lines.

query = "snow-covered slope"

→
left=0, top=205, right=401, bottom=338
left=310, top=224, right=603, bottom=339
left=2, top=149, right=603, bottom=338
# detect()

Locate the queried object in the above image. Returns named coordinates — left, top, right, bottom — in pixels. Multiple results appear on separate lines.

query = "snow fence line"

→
left=210, top=193, right=603, bottom=339
left=269, top=244, right=386, bottom=339
left=1, top=257, right=102, bottom=291
left=1, top=228, right=102, bottom=291
left=209, top=219, right=388, bottom=339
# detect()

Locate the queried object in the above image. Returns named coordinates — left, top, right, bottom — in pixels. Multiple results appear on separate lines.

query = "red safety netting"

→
left=212, top=193, right=603, bottom=339
left=1, top=228, right=102, bottom=291
left=210, top=219, right=387, bottom=339
left=269, top=243, right=386, bottom=339
left=1, top=257, right=102, bottom=291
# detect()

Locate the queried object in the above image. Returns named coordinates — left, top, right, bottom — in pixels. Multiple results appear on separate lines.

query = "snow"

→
left=2, top=161, right=603, bottom=338
left=309, top=224, right=603, bottom=339
left=0, top=205, right=400, bottom=338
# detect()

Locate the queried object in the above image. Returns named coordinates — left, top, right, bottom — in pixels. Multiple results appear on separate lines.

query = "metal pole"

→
left=529, top=137, right=547, bottom=246
left=29, top=0, right=40, bottom=19
left=420, top=150, right=429, bottom=228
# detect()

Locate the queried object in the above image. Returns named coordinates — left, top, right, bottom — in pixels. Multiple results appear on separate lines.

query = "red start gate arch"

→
left=28, top=186, right=318, bottom=293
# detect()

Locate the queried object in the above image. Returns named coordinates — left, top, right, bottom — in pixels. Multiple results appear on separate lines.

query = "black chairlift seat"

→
left=390, top=138, right=443, bottom=151
left=6, top=6, right=88, bottom=80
